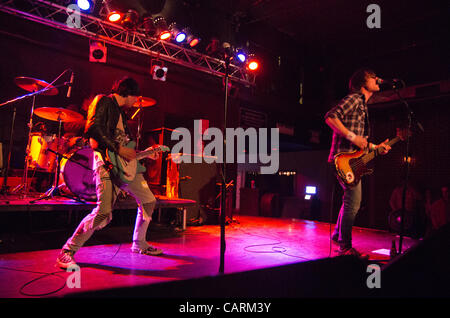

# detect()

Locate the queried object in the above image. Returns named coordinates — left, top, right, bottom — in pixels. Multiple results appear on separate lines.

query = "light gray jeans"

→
left=63, top=165, right=156, bottom=252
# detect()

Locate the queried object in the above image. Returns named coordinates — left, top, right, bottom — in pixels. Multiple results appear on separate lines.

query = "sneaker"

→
left=338, top=246, right=369, bottom=260
left=331, top=234, right=340, bottom=244
left=56, top=249, right=77, bottom=269
left=131, top=245, right=163, bottom=256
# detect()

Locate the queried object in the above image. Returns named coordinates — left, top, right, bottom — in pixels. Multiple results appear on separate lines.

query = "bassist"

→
left=324, top=68, right=391, bottom=259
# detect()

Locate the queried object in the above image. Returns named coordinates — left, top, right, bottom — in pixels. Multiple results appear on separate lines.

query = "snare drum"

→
left=59, top=147, right=97, bottom=201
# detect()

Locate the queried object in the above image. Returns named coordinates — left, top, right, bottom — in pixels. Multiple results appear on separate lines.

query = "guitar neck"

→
left=136, top=147, right=162, bottom=160
left=361, top=136, right=401, bottom=164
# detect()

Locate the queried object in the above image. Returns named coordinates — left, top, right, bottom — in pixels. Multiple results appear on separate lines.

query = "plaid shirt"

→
left=325, top=93, right=370, bottom=162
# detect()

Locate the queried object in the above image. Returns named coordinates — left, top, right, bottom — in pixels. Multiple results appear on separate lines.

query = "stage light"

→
left=89, top=40, right=107, bottom=63
left=237, top=53, right=246, bottom=63
left=235, top=48, right=247, bottom=63
left=107, top=11, right=122, bottom=22
left=121, top=9, right=139, bottom=30
left=182, top=28, right=200, bottom=47
left=188, top=36, right=199, bottom=47
left=142, top=15, right=156, bottom=36
left=305, top=186, right=317, bottom=195
left=248, top=61, right=259, bottom=70
left=160, top=31, right=171, bottom=40
left=77, top=0, right=91, bottom=11
left=169, top=23, right=186, bottom=43
left=151, top=65, right=168, bottom=81
left=100, top=0, right=122, bottom=23
left=154, top=16, right=171, bottom=40
left=247, top=54, right=259, bottom=71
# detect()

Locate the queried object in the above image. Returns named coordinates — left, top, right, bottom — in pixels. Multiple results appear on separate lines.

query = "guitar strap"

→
left=362, top=95, right=371, bottom=139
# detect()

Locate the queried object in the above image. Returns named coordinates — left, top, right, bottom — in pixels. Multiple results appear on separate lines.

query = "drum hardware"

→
left=0, top=71, right=72, bottom=197
left=47, top=148, right=91, bottom=171
left=30, top=107, right=85, bottom=203
left=131, top=96, right=157, bottom=149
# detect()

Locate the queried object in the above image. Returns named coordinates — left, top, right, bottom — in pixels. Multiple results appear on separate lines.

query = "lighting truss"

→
left=0, top=0, right=256, bottom=86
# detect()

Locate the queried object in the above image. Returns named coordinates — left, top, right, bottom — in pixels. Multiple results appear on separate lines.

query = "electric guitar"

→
left=107, top=141, right=170, bottom=183
left=334, top=129, right=408, bottom=186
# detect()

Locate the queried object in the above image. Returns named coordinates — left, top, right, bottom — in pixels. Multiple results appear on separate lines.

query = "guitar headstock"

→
left=156, top=144, right=170, bottom=152
left=396, top=128, right=412, bottom=141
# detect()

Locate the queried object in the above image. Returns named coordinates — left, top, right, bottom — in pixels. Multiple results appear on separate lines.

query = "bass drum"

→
left=60, top=147, right=97, bottom=201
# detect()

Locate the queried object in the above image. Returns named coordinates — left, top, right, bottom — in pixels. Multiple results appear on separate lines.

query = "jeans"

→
left=63, top=165, right=156, bottom=252
left=333, top=180, right=362, bottom=249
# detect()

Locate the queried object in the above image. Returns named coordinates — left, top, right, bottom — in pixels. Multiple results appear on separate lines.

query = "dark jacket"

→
left=84, top=94, right=131, bottom=158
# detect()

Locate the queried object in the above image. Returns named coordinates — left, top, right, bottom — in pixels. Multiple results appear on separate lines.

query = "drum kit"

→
left=0, top=74, right=157, bottom=202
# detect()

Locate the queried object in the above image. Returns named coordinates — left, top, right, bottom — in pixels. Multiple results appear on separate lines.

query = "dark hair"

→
left=348, top=68, right=376, bottom=93
left=111, top=76, right=140, bottom=97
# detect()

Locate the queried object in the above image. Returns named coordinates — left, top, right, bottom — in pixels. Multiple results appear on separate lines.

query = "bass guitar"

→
left=107, top=141, right=170, bottom=183
left=334, top=129, right=407, bottom=186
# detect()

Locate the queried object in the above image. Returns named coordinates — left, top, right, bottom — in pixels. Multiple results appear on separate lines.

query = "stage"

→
left=0, top=215, right=419, bottom=298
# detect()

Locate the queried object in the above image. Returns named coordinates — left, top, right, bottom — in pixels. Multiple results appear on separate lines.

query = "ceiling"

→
left=107, top=1, right=447, bottom=71
left=103, top=0, right=448, bottom=133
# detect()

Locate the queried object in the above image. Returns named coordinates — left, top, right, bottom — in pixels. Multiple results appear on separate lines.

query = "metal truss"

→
left=0, top=0, right=255, bottom=85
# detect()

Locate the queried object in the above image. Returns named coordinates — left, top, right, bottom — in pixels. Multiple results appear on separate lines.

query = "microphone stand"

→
left=394, top=81, right=424, bottom=255
left=219, top=53, right=231, bottom=274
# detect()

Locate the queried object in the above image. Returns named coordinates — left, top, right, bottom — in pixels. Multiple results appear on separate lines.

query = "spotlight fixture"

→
left=100, top=0, right=122, bottom=23
left=107, top=11, right=122, bottom=23
left=77, top=0, right=92, bottom=11
left=121, top=9, right=139, bottom=30
left=89, top=40, right=107, bottom=63
left=151, top=59, right=167, bottom=81
left=246, top=54, right=259, bottom=71
left=142, top=14, right=156, bottom=36
left=169, top=23, right=186, bottom=43
left=235, top=48, right=247, bottom=63
left=152, top=65, right=168, bottom=81
left=182, top=27, right=200, bottom=47
left=154, top=16, right=171, bottom=40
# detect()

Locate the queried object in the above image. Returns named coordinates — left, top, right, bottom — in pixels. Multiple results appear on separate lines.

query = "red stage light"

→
left=189, top=38, right=199, bottom=47
left=159, top=31, right=171, bottom=40
left=246, top=54, right=260, bottom=71
left=248, top=60, right=259, bottom=71
left=107, top=12, right=122, bottom=23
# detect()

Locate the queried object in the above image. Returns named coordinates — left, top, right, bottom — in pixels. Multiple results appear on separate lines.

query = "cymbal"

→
left=133, top=96, right=156, bottom=107
left=34, top=107, right=84, bottom=122
left=14, top=77, right=59, bottom=96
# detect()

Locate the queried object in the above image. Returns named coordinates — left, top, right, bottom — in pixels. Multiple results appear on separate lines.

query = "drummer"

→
left=62, top=101, right=89, bottom=151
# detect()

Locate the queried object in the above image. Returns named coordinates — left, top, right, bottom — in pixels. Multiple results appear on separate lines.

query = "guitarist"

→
left=57, top=76, right=162, bottom=269
left=324, top=68, right=391, bottom=259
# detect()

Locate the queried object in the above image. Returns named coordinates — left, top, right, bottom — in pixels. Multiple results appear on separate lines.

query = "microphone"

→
left=376, top=78, right=404, bottom=88
left=66, top=71, right=74, bottom=98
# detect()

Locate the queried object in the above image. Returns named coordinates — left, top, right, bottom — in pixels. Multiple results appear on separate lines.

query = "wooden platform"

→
left=0, top=194, right=196, bottom=230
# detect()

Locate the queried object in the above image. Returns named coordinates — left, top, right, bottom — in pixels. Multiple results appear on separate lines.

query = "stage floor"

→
left=0, top=215, right=418, bottom=298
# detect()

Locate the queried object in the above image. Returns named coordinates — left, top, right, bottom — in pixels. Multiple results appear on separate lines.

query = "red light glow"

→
left=189, top=38, right=199, bottom=47
left=248, top=61, right=259, bottom=71
left=159, top=31, right=171, bottom=40
left=107, top=12, right=122, bottom=23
